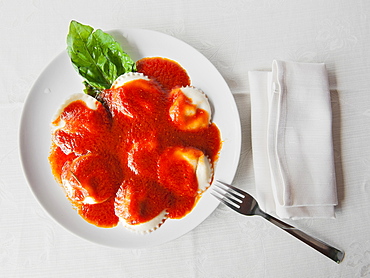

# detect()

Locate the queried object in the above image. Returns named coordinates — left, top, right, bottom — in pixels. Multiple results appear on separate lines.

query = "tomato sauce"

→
left=136, top=57, right=190, bottom=92
left=49, top=57, right=221, bottom=229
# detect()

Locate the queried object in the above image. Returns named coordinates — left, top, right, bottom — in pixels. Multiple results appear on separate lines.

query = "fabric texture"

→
left=249, top=60, right=337, bottom=219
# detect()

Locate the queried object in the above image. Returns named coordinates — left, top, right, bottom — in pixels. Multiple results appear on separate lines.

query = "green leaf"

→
left=66, top=20, right=136, bottom=91
left=83, top=81, right=101, bottom=98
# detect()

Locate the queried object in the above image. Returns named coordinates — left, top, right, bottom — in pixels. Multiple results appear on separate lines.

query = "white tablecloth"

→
left=2, top=1, right=370, bottom=277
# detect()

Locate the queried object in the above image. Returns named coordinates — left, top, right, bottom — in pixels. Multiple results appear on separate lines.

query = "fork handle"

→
left=259, top=210, right=344, bottom=263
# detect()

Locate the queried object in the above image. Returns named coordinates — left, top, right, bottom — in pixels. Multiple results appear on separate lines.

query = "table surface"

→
left=2, top=1, right=370, bottom=277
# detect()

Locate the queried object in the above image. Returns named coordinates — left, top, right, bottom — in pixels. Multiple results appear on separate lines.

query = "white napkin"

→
left=248, top=60, right=338, bottom=219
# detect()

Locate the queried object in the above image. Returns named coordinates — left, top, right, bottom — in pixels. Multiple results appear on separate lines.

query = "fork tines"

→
left=211, top=180, right=245, bottom=210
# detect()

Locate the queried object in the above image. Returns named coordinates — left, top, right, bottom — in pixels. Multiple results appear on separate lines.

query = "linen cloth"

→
left=249, top=60, right=338, bottom=219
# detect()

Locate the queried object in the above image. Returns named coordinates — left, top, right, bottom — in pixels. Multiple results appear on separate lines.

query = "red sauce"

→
left=49, top=57, right=221, bottom=229
left=136, top=57, right=190, bottom=92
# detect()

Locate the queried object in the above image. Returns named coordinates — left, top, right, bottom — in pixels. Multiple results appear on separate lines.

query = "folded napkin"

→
left=248, top=60, right=338, bottom=219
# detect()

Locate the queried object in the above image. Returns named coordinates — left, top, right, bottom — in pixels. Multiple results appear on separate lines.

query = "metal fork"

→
left=211, top=180, right=345, bottom=264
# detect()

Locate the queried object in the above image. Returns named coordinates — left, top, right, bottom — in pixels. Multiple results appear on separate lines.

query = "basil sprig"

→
left=67, top=20, right=136, bottom=96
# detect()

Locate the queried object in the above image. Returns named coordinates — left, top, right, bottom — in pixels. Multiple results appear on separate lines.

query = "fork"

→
left=211, top=180, right=345, bottom=264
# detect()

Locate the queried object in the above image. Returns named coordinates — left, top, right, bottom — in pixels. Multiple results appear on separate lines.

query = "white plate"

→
left=19, top=28, right=241, bottom=248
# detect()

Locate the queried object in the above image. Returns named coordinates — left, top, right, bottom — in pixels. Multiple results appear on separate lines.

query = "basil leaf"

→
left=67, top=20, right=136, bottom=91
left=83, top=81, right=101, bottom=98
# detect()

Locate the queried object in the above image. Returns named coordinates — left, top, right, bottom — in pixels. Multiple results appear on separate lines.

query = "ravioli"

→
left=169, top=86, right=212, bottom=131
left=49, top=57, right=222, bottom=232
